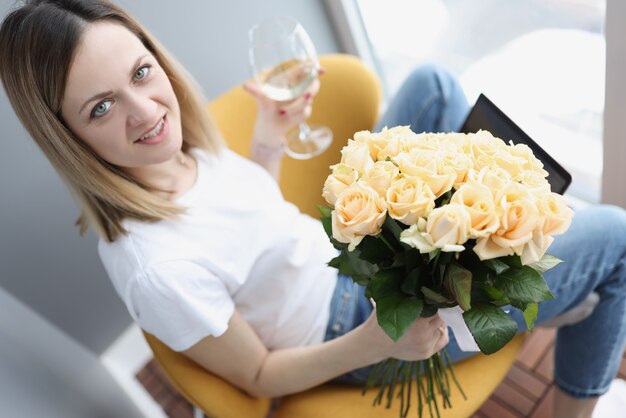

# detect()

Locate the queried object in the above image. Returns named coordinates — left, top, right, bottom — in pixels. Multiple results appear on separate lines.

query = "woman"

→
left=0, top=1, right=624, bottom=417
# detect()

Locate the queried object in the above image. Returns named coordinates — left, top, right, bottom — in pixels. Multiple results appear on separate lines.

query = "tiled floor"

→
left=136, top=328, right=626, bottom=418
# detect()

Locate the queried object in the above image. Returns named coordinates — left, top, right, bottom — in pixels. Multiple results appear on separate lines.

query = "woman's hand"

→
left=243, top=72, right=323, bottom=179
left=243, top=76, right=320, bottom=149
left=359, top=308, right=450, bottom=362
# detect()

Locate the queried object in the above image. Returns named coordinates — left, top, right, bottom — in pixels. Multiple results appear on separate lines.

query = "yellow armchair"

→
left=143, top=53, right=524, bottom=418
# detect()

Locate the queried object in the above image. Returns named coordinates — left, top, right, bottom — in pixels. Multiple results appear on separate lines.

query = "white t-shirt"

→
left=98, top=148, right=339, bottom=352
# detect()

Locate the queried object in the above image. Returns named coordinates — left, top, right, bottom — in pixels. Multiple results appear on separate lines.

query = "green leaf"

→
left=404, top=248, right=424, bottom=271
left=359, top=235, right=393, bottom=264
left=317, top=204, right=332, bottom=218
left=500, top=255, right=523, bottom=268
left=523, top=302, right=539, bottom=330
left=437, top=251, right=454, bottom=266
left=479, top=284, right=510, bottom=306
left=463, top=303, right=518, bottom=354
left=420, top=303, right=438, bottom=318
left=400, top=265, right=423, bottom=296
left=318, top=205, right=333, bottom=238
left=484, top=258, right=510, bottom=275
left=481, top=284, right=507, bottom=300
left=527, top=254, right=563, bottom=273
left=319, top=211, right=349, bottom=252
left=327, top=250, right=379, bottom=285
left=421, top=286, right=453, bottom=304
left=510, top=300, right=539, bottom=330
left=382, top=216, right=405, bottom=241
left=428, top=248, right=441, bottom=262
left=370, top=269, right=423, bottom=341
left=444, top=264, right=472, bottom=311
left=495, top=267, right=555, bottom=303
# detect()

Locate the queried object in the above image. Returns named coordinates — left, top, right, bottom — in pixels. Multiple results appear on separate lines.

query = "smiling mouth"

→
left=135, top=117, right=165, bottom=142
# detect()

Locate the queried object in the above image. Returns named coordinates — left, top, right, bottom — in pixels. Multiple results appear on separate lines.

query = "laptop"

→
left=460, top=94, right=572, bottom=195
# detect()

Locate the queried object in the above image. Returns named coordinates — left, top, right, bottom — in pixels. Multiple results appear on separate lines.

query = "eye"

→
left=91, top=99, right=112, bottom=118
left=133, top=65, right=150, bottom=81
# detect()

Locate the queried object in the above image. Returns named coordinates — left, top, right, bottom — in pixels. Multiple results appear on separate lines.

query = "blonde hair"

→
left=0, top=0, right=224, bottom=242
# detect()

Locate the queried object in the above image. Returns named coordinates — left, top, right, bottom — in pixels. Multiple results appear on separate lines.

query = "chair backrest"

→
left=143, top=53, right=382, bottom=418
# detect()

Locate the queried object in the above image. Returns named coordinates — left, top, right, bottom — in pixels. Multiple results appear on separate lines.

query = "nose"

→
left=125, top=91, right=157, bottom=128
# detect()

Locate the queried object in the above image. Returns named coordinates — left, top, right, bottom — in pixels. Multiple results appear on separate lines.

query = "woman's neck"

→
left=125, top=150, right=197, bottom=201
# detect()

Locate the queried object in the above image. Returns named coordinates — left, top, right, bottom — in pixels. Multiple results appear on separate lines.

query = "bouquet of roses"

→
left=318, top=126, right=573, bottom=418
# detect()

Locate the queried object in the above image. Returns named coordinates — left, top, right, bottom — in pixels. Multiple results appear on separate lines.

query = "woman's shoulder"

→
left=97, top=231, right=145, bottom=281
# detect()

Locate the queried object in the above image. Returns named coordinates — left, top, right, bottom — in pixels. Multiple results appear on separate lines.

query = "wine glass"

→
left=248, top=16, right=332, bottom=159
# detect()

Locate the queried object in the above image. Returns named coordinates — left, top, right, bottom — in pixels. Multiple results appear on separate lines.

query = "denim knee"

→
left=376, top=63, right=470, bottom=133
left=590, top=205, right=626, bottom=249
left=402, top=64, right=462, bottom=107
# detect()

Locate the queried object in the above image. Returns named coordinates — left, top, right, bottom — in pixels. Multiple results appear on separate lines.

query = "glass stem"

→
left=298, top=123, right=312, bottom=141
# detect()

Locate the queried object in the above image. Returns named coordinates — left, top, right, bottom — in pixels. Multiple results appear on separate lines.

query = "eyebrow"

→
left=78, top=54, right=151, bottom=115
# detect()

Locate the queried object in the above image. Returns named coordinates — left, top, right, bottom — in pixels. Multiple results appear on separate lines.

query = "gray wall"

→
left=0, top=287, right=144, bottom=418
left=0, top=0, right=340, bottom=354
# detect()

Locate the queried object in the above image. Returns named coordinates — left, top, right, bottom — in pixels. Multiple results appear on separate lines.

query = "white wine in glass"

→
left=249, top=17, right=332, bottom=159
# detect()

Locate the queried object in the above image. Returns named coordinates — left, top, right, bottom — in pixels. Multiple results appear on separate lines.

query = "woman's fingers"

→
left=276, top=78, right=319, bottom=117
left=433, top=326, right=450, bottom=352
left=242, top=80, right=263, bottom=99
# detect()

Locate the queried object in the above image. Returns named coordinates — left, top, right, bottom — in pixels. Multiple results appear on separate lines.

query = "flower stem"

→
left=443, top=350, right=467, bottom=400
left=378, top=233, right=397, bottom=254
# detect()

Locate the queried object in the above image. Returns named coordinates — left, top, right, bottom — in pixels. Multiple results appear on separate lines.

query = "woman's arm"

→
left=183, top=309, right=449, bottom=398
left=243, top=79, right=319, bottom=181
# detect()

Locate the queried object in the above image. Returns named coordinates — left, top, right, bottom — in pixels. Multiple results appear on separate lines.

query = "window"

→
left=329, top=0, right=606, bottom=204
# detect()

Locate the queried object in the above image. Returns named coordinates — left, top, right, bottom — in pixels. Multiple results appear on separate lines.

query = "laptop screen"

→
left=460, top=94, right=572, bottom=195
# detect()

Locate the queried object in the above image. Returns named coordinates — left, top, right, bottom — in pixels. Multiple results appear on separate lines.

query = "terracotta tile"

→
left=505, top=364, right=548, bottom=399
left=534, top=346, right=555, bottom=382
left=516, top=328, right=556, bottom=370
left=529, top=386, right=554, bottom=418
left=141, top=370, right=163, bottom=394
left=493, top=379, right=536, bottom=416
left=479, top=398, right=521, bottom=418
left=168, top=401, right=193, bottom=418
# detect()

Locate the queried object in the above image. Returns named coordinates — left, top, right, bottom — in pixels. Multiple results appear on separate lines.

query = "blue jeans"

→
left=324, top=64, right=626, bottom=399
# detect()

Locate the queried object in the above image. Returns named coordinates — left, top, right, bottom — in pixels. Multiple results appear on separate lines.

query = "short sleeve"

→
left=129, top=260, right=235, bottom=352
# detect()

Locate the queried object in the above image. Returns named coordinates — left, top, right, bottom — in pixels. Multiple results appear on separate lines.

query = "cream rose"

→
left=492, top=148, right=528, bottom=179
left=394, top=148, right=456, bottom=198
left=473, top=183, right=540, bottom=260
left=340, top=139, right=375, bottom=175
left=465, top=130, right=507, bottom=168
left=386, top=176, right=436, bottom=225
left=508, top=143, right=549, bottom=175
left=354, top=130, right=388, bottom=161
left=440, top=148, right=474, bottom=189
left=401, top=204, right=471, bottom=253
left=426, top=204, right=472, bottom=250
left=362, top=160, right=400, bottom=197
left=322, top=163, right=359, bottom=206
left=468, top=166, right=513, bottom=191
left=517, top=169, right=551, bottom=195
left=451, top=181, right=499, bottom=238
left=332, top=181, right=387, bottom=251
left=520, top=229, right=555, bottom=265
left=536, top=192, right=574, bottom=236
left=375, top=126, right=413, bottom=161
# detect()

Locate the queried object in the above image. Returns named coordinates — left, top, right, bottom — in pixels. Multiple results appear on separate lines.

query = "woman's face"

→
left=61, top=22, right=182, bottom=169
